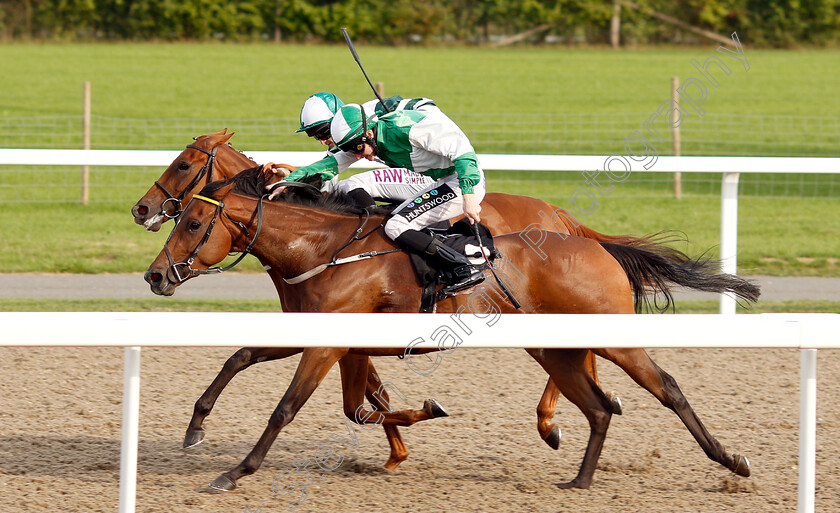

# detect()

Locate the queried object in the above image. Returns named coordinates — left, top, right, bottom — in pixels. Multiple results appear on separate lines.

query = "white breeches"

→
left=333, top=168, right=434, bottom=202
left=383, top=169, right=486, bottom=240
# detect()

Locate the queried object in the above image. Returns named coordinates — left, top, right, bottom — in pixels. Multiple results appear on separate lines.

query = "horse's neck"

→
left=217, top=144, right=257, bottom=179
left=227, top=197, right=368, bottom=283
left=223, top=195, right=440, bottom=314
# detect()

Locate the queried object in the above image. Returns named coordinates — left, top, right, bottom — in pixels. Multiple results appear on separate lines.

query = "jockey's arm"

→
left=284, top=149, right=357, bottom=183
left=451, top=152, right=480, bottom=194
left=408, top=110, right=481, bottom=194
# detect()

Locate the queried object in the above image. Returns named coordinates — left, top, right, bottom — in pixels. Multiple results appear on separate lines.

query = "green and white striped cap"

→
left=295, top=92, right=344, bottom=133
left=330, top=104, right=378, bottom=148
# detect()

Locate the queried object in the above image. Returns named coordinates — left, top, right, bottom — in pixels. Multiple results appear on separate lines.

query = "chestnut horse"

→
left=132, top=129, right=638, bottom=458
left=144, top=167, right=758, bottom=491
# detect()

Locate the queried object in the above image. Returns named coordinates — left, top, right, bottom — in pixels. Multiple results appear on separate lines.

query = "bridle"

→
left=155, top=144, right=219, bottom=219
left=163, top=193, right=265, bottom=283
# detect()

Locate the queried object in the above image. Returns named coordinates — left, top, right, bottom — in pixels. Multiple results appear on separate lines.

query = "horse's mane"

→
left=224, top=142, right=256, bottom=165
left=198, top=166, right=390, bottom=216
left=192, top=132, right=256, bottom=166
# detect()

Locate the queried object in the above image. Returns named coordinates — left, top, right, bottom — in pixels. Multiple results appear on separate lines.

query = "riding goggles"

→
left=337, top=135, right=367, bottom=154
left=305, top=123, right=332, bottom=141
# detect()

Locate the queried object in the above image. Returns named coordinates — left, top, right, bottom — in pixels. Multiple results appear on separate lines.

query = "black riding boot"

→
left=395, top=230, right=485, bottom=293
left=347, top=188, right=376, bottom=209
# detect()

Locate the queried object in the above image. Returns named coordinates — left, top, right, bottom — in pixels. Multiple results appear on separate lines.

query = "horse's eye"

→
left=188, top=220, right=202, bottom=231
left=178, top=162, right=190, bottom=171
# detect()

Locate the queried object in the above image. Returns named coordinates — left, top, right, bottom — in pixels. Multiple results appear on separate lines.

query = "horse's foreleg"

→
left=527, top=348, right=613, bottom=489
left=363, top=360, right=409, bottom=471
left=185, top=347, right=304, bottom=448
left=592, top=347, right=750, bottom=478
left=339, top=355, right=449, bottom=427
left=536, top=379, right=562, bottom=450
left=209, top=347, right=349, bottom=491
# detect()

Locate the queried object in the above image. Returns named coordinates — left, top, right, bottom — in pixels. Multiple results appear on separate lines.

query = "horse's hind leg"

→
left=592, top=347, right=750, bottom=477
left=209, top=347, right=349, bottom=491
left=527, top=348, right=614, bottom=489
left=537, top=351, right=622, bottom=451
left=184, top=347, right=303, bottom=448
left=586, top=351, right=623, bottom=415
left=364, top=359, right=409, bottom=471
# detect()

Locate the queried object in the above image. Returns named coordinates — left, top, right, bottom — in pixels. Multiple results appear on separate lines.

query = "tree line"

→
left=1, top=0, right=838, bottom=48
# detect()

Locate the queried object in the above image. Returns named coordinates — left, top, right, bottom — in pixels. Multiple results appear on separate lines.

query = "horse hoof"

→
left=425, top=399, right=449, bottom=418
left=208, top=474, right=237, bottom=492
left=555, top=477, right=590, bottom=489
left=733, top=454, right=751, bottom=477
left=183, top=430, right=206, bottom=449
left=544, top=425, right=561, bottom=450
left=608, top=392, right=623, bottom=415
left=383, top=457, right=405, bottom=472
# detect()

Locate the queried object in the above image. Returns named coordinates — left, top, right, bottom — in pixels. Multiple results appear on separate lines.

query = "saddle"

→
left=409, top=219, right=498, bottom=312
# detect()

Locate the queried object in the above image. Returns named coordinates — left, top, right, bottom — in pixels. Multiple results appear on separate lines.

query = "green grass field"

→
left=0, top=43, right=838, bottom=277
left=2, top=43, right=838, bottom=122
left=1, top=187, right=837, bottom=275
left=1, top=43, right=839, bottom=157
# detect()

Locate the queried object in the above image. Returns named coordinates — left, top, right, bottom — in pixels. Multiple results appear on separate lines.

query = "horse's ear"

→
left=212, top=180, right=238, bottom=199
left=221, top=131, right=235, bottom=144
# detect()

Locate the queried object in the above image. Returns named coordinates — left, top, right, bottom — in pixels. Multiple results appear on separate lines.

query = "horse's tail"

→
left=574, top=223, right=689, bottom=256
left=599, top=240, right=761, bottom=313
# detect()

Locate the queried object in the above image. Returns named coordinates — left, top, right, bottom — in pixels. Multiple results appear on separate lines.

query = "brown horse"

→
left=132, top=129, right=636, bottom=457
left=144, top=167, right=758, bottom=491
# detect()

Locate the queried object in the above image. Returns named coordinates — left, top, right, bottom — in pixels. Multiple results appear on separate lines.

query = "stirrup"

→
left=441, top=267, right=485, bottom=294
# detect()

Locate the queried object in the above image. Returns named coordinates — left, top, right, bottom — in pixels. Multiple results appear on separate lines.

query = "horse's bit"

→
left=155, top=144, right=218, bottom=219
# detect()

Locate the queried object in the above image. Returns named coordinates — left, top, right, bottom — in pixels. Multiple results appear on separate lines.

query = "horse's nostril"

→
left=136, top=205, right=149, bottom=216
left=149, top=272, right=162, bottom=283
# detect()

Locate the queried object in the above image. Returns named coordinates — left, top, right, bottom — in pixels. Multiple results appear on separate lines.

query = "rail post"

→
left=672, top=76, right=682, bottom=199
left=119, top=347, right=141, bottom=513
left=720, top=171, right=739, bottom=314
left=82, top=81, right=91, bottom=205
left=798, top=348, right=817, bottom=513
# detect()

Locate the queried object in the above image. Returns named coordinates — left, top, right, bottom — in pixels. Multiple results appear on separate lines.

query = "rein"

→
left=163, top=193, right=265, bottom=283
left=155, top=144, right=218, bottom=219
left=266, top=180, right=323, bottom=197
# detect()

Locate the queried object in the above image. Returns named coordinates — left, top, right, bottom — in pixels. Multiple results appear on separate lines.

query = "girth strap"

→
left=283, top=249, right=402, bottom=285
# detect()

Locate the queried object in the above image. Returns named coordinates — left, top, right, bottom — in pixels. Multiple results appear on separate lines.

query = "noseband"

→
left=163, top=193, right=265, bottom=283
left=155, top=144, right=219, bottom=219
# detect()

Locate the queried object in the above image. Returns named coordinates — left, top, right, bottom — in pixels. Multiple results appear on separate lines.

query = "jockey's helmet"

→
left=296, top=92, right=344, bottom=138
left=330, top=104, right=378, bottom=153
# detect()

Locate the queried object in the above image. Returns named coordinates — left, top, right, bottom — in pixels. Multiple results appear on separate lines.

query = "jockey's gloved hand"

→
left=262, top=162, right=292, bottom=182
